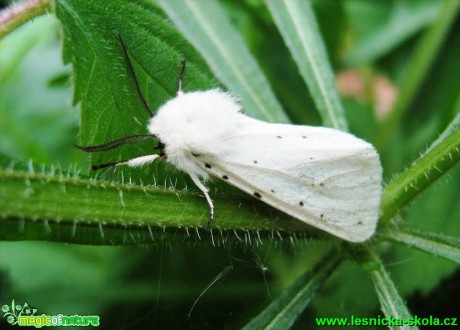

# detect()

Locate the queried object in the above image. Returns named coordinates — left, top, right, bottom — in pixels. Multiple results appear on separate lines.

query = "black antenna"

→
left=118, top=35, right=154, bottom=118
left=176, top=60, right=186, bottom=95
left=75, top=134, right=156, bottom=152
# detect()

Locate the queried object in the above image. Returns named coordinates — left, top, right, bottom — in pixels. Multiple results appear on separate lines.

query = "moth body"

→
left=148, top=90, right=241, bottom=179
left=77, top=37, right=382, bottom=242
left=148, top=89, right=382, bottom=242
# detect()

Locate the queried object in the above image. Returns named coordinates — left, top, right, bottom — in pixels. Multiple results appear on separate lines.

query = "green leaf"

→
left=365, top=250, right=416, bottom=329
left=55, top=0, right=215, bottom=167
left=243, top=251, right=341, bottom=329
left=380, top=117, right=460, bottom=224
left=382, top=227, right=460, bottom=264
left=0, top=15, right=79, bottom=165
left=378, top=0, right=460, bottom=148
left=156, top=0, right=289, bottom=123
left=264, top=0, right=348, bottom=130
left=343, top=0, right=441, bottom=66
left=2, top=1, right=460, bottom=326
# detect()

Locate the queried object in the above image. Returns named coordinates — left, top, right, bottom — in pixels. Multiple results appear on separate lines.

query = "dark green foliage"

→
left=1, top=0, right=459, bottom=328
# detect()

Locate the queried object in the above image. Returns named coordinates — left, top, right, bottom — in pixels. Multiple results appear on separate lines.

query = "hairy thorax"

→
left=148, top=89, right=242, bottom=175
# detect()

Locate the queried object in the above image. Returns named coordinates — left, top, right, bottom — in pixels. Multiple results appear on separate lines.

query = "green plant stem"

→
left=243, top=250, right=341, bottom=329
left=365, top=250, right=415, bottom=325
left=378, top=0, right=460, bottom=148
left=0, top=0, right=52, bottom=40
left=381, top=227, right=460, bottom=264
left=156, top=0, right=289, bottom=123
left=422, top=102, right=460, bottom=157
left=264, top=0, right=348, bottom=131
left=0, top=165, right=319, bottom=244
left=380, top=125, right=460, bottom=224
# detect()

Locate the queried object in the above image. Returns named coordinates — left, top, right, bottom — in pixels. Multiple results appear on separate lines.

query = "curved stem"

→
left=0, top=0, right=52, bottom=40
left=380, top=125, right=460, bottom=224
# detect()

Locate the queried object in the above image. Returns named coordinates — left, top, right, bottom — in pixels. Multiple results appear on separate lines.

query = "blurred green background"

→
left=1, top=0, right=459, bottom=328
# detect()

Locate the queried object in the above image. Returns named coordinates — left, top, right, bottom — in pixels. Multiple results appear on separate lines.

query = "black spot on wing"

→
left=253, top=192, right=262, bottom=199
left=222, top=175, right=229, bottom=180
left=205, top=163, right=211, bottom=169
left=253, top=160, right=258, bottom=164
left=299, top=201, right=304, bottom=206
left=192, top=152, right=200, bottom=157
left=276, top=135, right=282, bottom=139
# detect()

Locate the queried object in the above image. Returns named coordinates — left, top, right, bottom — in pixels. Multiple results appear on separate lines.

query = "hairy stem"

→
left=0, top=0, right=52, bottom=39
left=380, top=125, right=460, bottom=224
left=0, top=163, right=317, bottom=245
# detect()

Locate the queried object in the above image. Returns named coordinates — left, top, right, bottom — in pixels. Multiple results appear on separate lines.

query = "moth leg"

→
left=120, top=154, right=161, bottom=167
left=189, top=173, right=214, bottom=230
left=91, top=154, right=161, bottom=170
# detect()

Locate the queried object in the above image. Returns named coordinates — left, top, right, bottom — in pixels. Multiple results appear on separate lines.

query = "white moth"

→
left=78, top=36, right=382, bottom=243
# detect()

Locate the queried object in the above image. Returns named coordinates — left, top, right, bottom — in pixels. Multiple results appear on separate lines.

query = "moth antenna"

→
left=176, top=60, right=186, bottom=96
left=118, top=35, right=154, bottom=118
left=75, top=134, right=157, bottom=152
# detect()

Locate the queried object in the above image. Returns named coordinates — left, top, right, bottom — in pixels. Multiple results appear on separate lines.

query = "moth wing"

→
left=200, top=117, right=382, bottom=242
